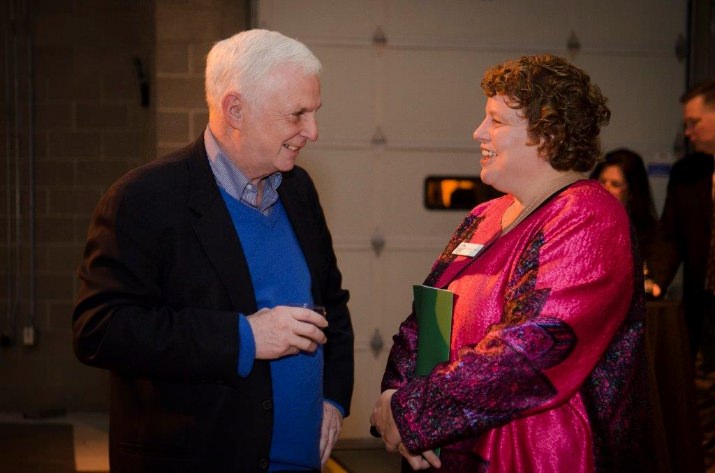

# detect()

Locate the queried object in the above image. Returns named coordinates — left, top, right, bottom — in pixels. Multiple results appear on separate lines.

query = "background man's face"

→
left=683, top=95, right=715, bottom=155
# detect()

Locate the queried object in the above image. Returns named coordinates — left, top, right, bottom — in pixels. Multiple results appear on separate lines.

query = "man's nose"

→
left=303, top=116, right=319, bottom=141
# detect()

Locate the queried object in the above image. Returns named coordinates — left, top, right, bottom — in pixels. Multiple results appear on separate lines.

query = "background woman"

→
left=590, top=148, right=658, bottom=262
left=590, top=148, right=661, bottom=297
left=371, top=55, right=654, bottom=472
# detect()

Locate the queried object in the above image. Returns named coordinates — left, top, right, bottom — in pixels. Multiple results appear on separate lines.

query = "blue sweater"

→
left=221, top=189, right=322, bottom=471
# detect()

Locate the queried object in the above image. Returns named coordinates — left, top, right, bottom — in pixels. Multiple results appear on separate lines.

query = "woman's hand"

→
left=398, top=443, right=442, bottom=470
left=371, top=389, right=442, bottom=469
left=370, top=389, right=401, bottom=449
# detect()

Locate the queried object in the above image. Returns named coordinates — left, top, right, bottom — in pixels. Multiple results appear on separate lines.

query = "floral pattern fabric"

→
left=381, top=180, right=654, bottom=472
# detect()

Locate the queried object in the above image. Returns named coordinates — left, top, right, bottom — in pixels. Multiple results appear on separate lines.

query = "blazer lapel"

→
left=186, top=137, right=257, bottom=314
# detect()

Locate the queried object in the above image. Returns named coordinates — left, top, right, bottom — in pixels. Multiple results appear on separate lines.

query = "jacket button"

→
left=258, top=457, right=269, bottom=469
left=262, top=399, right=273, bottom=410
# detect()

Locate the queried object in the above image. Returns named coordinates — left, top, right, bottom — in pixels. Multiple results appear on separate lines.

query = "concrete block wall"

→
left=155, top=0, right=247, bottom=157
left=0, top=0, right=247, bottom=412
left=0, top=0, right=155, bottom=412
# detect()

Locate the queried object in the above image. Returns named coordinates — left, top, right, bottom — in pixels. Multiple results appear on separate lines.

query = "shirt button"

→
left=261, top=399, right=273, bottom=410
left=258, top=457, right=269, bottom=469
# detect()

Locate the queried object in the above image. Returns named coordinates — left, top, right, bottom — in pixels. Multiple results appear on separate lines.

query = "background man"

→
left=652, top=79, right=715, bottom=374
left=73, top=29, right=353, bottom=472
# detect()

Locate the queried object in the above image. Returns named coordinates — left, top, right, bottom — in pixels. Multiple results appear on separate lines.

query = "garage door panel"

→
left=310, top=45, right=375, bottom=146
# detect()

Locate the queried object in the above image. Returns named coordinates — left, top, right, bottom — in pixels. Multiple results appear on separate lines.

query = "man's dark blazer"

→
left=650, top=152, right=713, bottom=351
left=72, top=135, right=354, bottom=472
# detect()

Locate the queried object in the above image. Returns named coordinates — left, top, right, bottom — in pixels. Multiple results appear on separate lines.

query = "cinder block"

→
left=158, top=42, right=190, bottom=74
left=101, top=131, right=142, bottom=159
left=76, top=104, right=129, bottom=130
left=35, top=103, right=74, bottom=131
left=75, top=215, right=92, bottom=238
left=47, top=301, right=75, bottom=329
left=40, top=245, right=81, bottom=272
left=76, top=160, right=130, bottom=186
left=36, top=273, right=75, bottom=300
left=192, top=111, right=209, bottom=138
left=35, top=161, right=75, bottom=187
left=48, top=189, right=102, bottom=215
left=47, top=132, right=101, bottom=159
left=35, top=46, right=75, bottom=77
left=190, top=41, right=213, bottom=74
left=36, top=216, right=77, bottom=244
left=156, top=7, right=220, bottom=42
left=157, top=77, right=206, bottom=109
left=158, top=111, right=190, bottom=143
left=47, top=72, right=101, bottom=101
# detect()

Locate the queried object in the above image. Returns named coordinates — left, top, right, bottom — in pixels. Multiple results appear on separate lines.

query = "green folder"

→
left=413, top=284, right=454, bottom=457
left=413, top=284, right=454, bottom=376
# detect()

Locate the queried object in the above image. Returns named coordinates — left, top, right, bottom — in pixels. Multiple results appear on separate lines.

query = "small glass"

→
left=286, top=303, right=326, bottom=317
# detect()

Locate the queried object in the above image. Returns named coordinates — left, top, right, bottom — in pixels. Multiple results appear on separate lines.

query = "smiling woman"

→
left=371, top=55, right=655, bottom=472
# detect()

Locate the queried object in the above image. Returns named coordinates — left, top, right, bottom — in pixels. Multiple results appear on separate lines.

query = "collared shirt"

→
left=204, top=126, right=282, bottom=215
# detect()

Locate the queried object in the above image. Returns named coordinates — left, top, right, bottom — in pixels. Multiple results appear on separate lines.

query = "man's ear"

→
left=222, top=92, right=243, bottom=128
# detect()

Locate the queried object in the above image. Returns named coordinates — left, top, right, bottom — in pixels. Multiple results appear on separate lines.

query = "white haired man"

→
left=73, top=29, right=353, bottom=472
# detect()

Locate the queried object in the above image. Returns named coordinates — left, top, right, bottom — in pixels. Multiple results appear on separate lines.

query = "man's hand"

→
left=370, top=389, right=441, bottom=470
left=320, top=402, right=343, bottom=466
left=246, top=306, right=327, bottom=359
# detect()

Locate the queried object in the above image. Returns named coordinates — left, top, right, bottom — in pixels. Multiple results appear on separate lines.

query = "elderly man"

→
left=652, top=79, right=715, bottom=373
left=73, top=29, right=353, bottom=473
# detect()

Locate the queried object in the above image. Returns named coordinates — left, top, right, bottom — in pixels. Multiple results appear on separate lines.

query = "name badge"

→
left=452, top=242, right=484, bottom=257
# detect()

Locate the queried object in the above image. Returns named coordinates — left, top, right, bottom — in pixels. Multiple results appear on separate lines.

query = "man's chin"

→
left=278, top=160, right=297, bottom=173
left=693, top=144, right=715, bottom=155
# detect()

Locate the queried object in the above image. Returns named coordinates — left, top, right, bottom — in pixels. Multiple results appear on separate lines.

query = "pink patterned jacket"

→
left=382, top=180, right=654, bottom=472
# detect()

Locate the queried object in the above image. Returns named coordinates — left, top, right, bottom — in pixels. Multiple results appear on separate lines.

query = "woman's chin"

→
left=480, top=171, right=496, bottom=188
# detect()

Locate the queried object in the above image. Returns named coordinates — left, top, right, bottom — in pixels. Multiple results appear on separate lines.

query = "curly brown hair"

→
left=481, top=54, right=610, bottom=172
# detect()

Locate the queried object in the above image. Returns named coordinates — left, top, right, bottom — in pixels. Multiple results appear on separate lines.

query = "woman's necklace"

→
left=501, top=171, right=583, bottom=234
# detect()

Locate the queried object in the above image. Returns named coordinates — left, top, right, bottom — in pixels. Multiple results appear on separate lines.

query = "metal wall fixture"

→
left=370, top=230, right=386, bottom=257
left=371, top=127, right=387, bottom=149
left=370, top=329, right=385, bottom=358
left=566, top=30, right=581, bottom=57
left=372, top=26, right=387, bottom=47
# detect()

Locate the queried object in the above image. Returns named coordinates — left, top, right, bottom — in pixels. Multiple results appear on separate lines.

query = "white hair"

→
left=205, top=29, right=321, bottom=111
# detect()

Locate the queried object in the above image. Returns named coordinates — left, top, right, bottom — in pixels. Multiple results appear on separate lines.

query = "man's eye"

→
left=685, top=119, right=700, bottom=129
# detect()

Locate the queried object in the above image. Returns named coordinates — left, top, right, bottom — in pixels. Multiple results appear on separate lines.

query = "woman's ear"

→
left=222, top=92, right=243, bottom=128
left=535, top=134, right=557, bottom=161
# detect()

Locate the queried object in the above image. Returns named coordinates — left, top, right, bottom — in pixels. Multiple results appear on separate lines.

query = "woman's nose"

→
left=473, top=119, right=488, bottom=142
